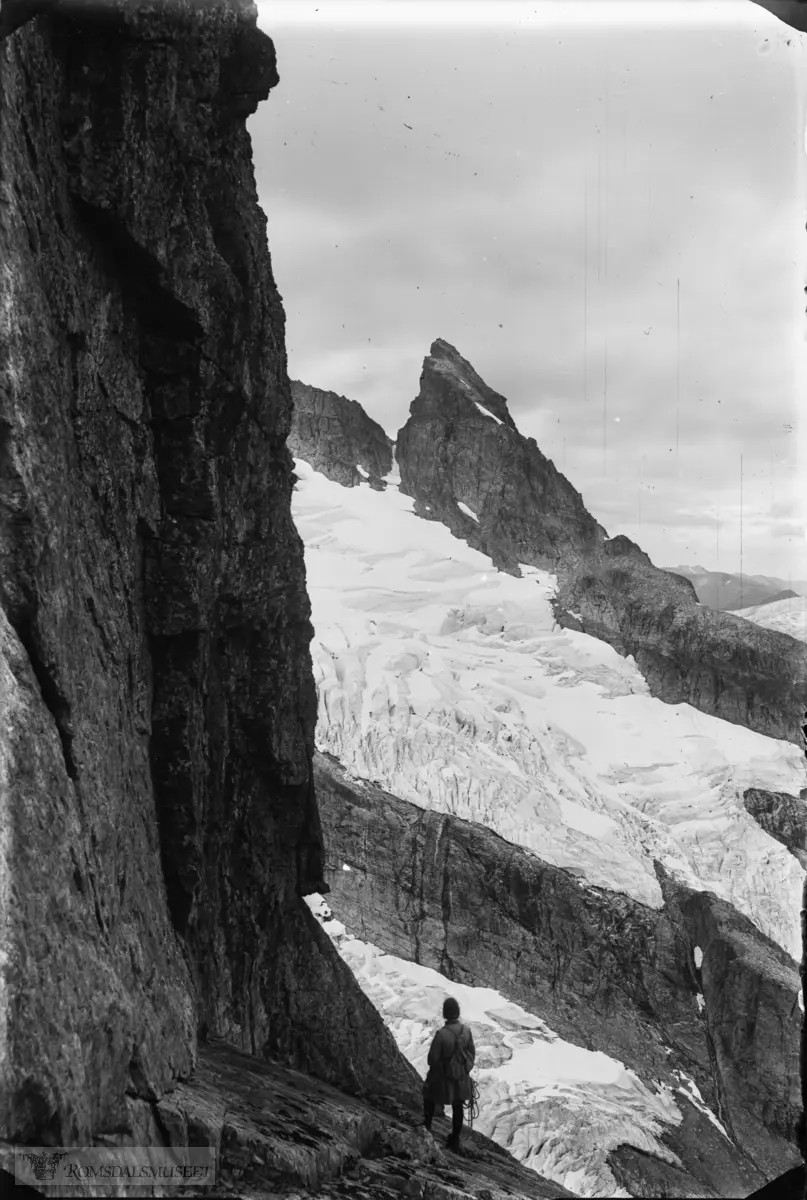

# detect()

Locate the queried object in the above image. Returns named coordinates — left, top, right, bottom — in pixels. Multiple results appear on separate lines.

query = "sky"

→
left=251, top=0, right=807, bottom=581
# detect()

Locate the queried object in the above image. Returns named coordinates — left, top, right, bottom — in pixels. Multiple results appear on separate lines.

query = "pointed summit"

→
left=417, top=338, right=518, bottom=430
left=392, top=342, right=806, bottom=744
left=395, top=341, right=604, bottom=575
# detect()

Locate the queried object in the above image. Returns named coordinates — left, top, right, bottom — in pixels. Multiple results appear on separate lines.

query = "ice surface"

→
left=292, top=462, right=806, bottom=959
left=457, top=501, right=479, bottom=522
left=306, top=893, right=691, bottom=1199
left=734, top=594, right=807, bottom=644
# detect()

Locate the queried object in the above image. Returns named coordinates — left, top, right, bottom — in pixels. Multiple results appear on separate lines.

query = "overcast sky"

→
left=251, top=0, right=807, bottom=582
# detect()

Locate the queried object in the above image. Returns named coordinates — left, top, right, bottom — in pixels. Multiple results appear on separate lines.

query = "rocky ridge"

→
left=289, top=380, right=393, bottom=490
left=666, top=566, right=804, bottom=613
left=314, top=750, right=801, bottom=1196
left=389, top=339, right=807, bottom=745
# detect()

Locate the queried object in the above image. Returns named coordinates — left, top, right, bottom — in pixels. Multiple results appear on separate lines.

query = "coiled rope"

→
left=464, top=1077, right=481, bottom=1129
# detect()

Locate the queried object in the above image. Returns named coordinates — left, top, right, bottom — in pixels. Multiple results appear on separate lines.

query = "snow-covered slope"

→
left=735, top=594, right=807, bottom=644
left=292, top=460, right=806, bottom=960
left=306, top=893, right=726, bottom=1200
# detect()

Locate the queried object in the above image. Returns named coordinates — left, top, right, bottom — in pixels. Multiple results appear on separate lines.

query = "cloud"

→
left=251, top=18, right=807, bottom=578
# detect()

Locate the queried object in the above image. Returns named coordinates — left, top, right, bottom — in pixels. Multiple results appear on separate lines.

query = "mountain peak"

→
left=419, top=339, right=518, bottom=430
left=396, top=342, right=604, bottom=574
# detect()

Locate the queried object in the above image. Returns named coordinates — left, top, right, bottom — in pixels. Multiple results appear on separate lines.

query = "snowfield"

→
left=306, top=893, right=728, bottom=1200
left=734, top=594, right=807, bottom=644
left=292, top=460, right=807, bottom=959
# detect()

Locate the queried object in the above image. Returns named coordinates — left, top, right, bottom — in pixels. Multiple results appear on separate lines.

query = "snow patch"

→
left=474, top=400, right=503, bottom=425
left=693, top=946, right=703, bottom=970
left=696, top=993, right=705, bottom=1012
left=457, top=501, right=479, bottom=522
left=306, top=893, right=685, bottom=1198
left=342, top=863, right=352, bottom=872
left=673, top=1071, right=729, bottom=1139
left=356, top=464, right=369, bottom=479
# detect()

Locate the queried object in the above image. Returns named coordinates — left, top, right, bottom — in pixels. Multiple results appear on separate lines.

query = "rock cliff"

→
left=743, top=788, right=807, bottom=870
left=289, top=379, right=394, bottom=490
left=393, top=339, right=807, bottom=745
left=315, top=750, right=802, bottom=1196
left=0, top=0, right=419, bottom=1156
left=395, top=339, right=604, bottom=572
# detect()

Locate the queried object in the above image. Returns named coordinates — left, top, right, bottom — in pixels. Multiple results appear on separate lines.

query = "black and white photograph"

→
left=1, top=0, right=806, bottom=1197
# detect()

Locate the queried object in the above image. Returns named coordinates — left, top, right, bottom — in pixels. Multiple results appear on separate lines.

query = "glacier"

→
left=735, top=593, right=807, bottom=644
left=292, top=459, right=806, bottom=961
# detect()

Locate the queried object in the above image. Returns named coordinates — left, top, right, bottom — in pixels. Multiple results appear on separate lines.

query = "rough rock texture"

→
left=395, top=340, right=604, bottom=572
left=0, top=0, right=417, bottom=1150
left=554, top=550, right=807, bottom=745
left=394, top=339, right=807, bottom=745
left=316, top=751, right=802, bottom=1194
left=743, top=788, right=807, bottom=870
left=157, top=1041, right=573, bottom=1200
left=1, top=1039, right=573, bottom=1199
left=289, top=380, right=394, bottom=490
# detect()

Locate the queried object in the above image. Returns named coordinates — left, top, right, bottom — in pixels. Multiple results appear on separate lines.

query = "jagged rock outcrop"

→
left=315, top=750, right=802, bottom=1195
left=290, top=380, right=394, bottom=490
left=0, top=0, right=418, bottom=1152
left=395, top=339, right=605, bottom=571
left=743, top=788, right=807, bottom=869
left=394, top=339, right=807, bottom=745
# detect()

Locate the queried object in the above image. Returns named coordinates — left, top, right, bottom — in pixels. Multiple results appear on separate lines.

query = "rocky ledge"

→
left=0, top=1039, right=572, bottom=1199
left=391, top=339, right=807, bottom=745
left=314, top=750, right=801, bottom=1196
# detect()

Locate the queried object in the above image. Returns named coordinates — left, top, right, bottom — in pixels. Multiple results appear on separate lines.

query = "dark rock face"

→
left=396, top=340, right=604, bottom=572
left=0, top=2, right=418, bottom=1147
left=290, top=380, right=394, bottom=490
left=743, top=788, right=807, bottom=869
left=555, top=552, right=807, bottom=744
left=315, top=750, right=801, bottom=1194
left=394, top=340, right=807, bottom=745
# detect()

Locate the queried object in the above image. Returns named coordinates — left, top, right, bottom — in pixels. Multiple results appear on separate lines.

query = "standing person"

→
left=422, top=997, right=476, bottom=1153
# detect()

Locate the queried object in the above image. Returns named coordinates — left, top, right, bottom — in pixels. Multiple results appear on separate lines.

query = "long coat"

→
left=422, top=1020, right=476, bottom=1105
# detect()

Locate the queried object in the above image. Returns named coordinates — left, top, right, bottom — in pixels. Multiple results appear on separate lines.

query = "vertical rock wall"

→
left=0, top=0, right=418, bottom=1147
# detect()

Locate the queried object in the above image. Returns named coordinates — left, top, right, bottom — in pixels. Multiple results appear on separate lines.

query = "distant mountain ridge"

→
left=666, top=565, right=807, bottom=612
left=289, top=380, right=393, bottom=490
left=289, top=338, right=807, bottom=745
